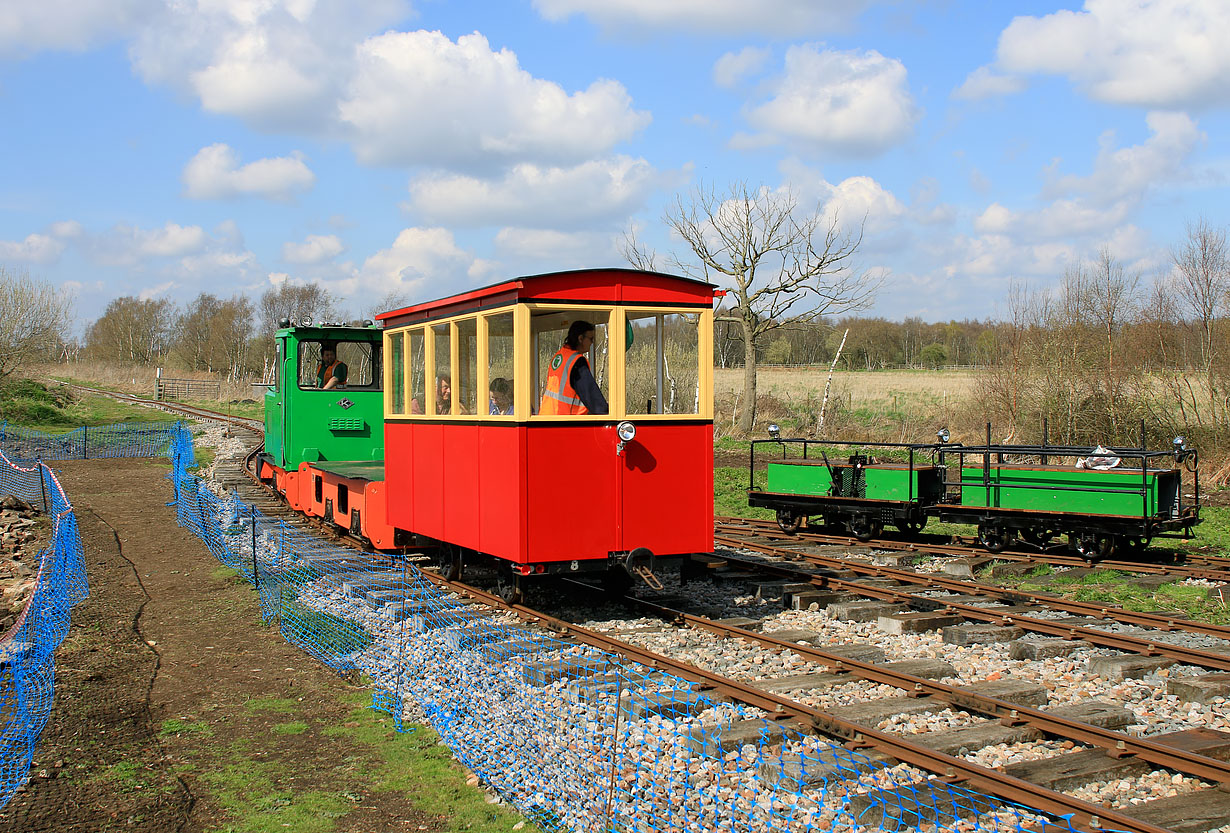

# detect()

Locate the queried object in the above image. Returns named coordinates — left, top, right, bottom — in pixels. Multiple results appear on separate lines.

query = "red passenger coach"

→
left=376, top=268, right=717, bottom=602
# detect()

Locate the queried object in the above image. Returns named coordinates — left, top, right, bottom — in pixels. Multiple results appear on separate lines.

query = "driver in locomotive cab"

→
left=316, top=343, right=348, bottom=390
left=539, top=320, right=608, bottom=415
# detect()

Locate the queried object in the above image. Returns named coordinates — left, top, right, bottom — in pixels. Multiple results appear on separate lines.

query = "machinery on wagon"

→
left=747, top=426, right=1201, bottom=561
left=254, top=268, right=718, bottom=602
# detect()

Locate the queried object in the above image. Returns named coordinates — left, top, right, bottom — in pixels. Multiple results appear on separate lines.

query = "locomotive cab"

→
left=257, top=323, right=385, bottom=494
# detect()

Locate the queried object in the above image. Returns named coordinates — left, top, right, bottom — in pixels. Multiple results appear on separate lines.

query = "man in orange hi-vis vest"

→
left=539, top=320, right=608, bottom=415
left=316, top=344, right=347, bottom=390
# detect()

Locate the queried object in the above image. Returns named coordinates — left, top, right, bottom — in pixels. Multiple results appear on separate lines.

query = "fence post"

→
left=38, top=464, right=49, bottom=514
left=81, top=425, right=88, bottom=459
left=251, top=503, right=259, bottom=588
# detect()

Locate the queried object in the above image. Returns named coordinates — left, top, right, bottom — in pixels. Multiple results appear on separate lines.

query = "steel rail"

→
left=713, top=536, right=1230, bottom=673
left=431, top=574, right=1180, bottom=833
left=715, top=516, right=1230, bottom=582
left=613, top=591, right=1230, bottom=786
left=713, top=528, right=1230, bottom=642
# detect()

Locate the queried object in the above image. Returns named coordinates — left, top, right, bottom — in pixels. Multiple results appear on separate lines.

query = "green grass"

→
left=244, top=697, right=299, bottom=715
left=0, top=376, right=188, bottom=430
left=715, top=466, right=772, bottom=520
left=205, top=758, right=351, bottom=833
left=323, top=690, right=543, bottom=832
left=160, top=719, right=214, bottom=737
left=182, top=397, right=265, bottom=422
left=1004, top=568, right=1230, bottom=624
left=271, top=721, right=309, bottom=735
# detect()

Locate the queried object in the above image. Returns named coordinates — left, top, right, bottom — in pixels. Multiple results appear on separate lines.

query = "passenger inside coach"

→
left=489, top=377, right=513, bottom=414
left=539, top=321, right=608, bottom=415
left=410, top=373, right=466, bottom=414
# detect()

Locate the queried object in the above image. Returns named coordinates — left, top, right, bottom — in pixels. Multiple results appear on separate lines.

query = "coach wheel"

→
left=849, top=516, right=881, bottom=542
left=1020, top=528, right=1054, bottom=548
left=1072, top=533, right=1113, bottom=562
left=776, top=509, right=805, bottom=534
left=434, top=543, right=462, bottom=582
left=977, top=525, right=1013, bottom=553
left=1117, top=536, right=1149, bottom=556
left=894, top=517, right=926, bottom=536
left=495, top=567, right=524, bottom=606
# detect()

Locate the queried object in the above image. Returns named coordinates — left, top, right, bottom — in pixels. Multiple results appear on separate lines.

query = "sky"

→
left=2, top=0, right=1228, bottom=330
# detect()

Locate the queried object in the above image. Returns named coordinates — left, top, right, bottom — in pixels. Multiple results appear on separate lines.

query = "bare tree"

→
left=661, top=182, right=880, bottom=433
left=258, top=281, right=334, bottom=336
left=86, top=296, right=175, bottom=364
left=174, top=293, right=223, bottom=371
left=1171, top=217, right=1230, bottom=433
left=0, top=266, right=74, bottom=377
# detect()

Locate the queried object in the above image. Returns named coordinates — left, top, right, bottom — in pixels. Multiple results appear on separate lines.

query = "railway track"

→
left=716, top=516, right=1230, bottom=583
left=56, top=388, right=1230, bottom=833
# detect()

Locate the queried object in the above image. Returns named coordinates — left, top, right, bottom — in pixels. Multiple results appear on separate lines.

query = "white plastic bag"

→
left=1076, top=445, right=1120, bottom=470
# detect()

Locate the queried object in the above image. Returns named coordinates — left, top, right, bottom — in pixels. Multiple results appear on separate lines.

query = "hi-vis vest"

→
left=317, top=360, right=341, bottom=386
left=539, top=346, right=587, bottom=415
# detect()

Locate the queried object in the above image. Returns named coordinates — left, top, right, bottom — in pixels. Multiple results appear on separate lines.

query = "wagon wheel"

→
left=434, top=543, right=462, bottom=582
left=495, top=566, right=524, bottom=606
left=1117, top=535, right=1149, bottom=557
left=977, top=524, right=1013, bottom=554
left=849, top=516, right=882, bottom=542
left=894, top=517, right=927, bottom=537
left=1072, top=533, right=1114, bottom=562
left=776, top=509, right=805, bottom=534
left=1019, top=528, right=1054, bottom=549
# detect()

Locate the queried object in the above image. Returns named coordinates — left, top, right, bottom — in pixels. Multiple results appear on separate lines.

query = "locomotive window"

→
left=388, top=332, right=405, bottom=414
left=407, top=328, right=426, bottom=414
left=275, top=339, right=283, bottom=393
left=432, top=323, right=453, bottom=415
left=625, top=311, right=701, bottom=415
left=485, top=311, right=515, bottom=416
left=530, top=308, right=610, bottom=415
left=297, top=340, right=379, bottom=390
left=456, top=317, right=478, bottom=416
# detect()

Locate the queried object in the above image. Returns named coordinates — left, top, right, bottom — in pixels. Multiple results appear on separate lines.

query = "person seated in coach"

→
left=489, top=377, right=513, bottom=415
left=538, top=321, right=608, bottom=415
left=410, top=373, right=466, bottom=414
left=316, top=344, right=347, bottom=390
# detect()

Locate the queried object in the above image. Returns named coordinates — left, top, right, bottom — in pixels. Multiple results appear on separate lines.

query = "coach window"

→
left=388, top=332, right=405, bottom=414
left=297, top=340, right=378, bottom=390
left=530, top=308, right=610, bottom=416
left=407, top=328, right=427, bottom=414
left=431, top=323, right=453, bottom=416
left=456, top=317, right=478, bottom=415
left=625, top=311, right=701, bottom=416
left=485, top=311, right=515, bottom=417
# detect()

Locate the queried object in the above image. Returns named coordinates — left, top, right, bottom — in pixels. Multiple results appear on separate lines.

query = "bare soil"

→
left=0, top=458, right=438, bottom=833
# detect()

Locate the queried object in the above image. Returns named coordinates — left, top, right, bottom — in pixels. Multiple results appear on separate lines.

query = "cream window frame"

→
left=620, top=306, right=713, bottom=420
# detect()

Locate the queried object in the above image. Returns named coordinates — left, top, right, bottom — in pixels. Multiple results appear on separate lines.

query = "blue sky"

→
left=2, top=1, right=1228, bottom=329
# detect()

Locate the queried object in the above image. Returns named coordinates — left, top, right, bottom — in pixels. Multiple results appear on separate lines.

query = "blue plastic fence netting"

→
left=163, top=426, right=1080, bottom=833
left=0, top=420, right=187, bottom=809
left=0, top=451, right=88, bottom=809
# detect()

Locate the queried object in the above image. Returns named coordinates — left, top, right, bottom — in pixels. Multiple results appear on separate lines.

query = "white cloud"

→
left=0, top=0, right=155, bottom=56
left=86, top=222, right=207, bottom=267
left=355, top=227, right=477, bottom=300
left=0, top=232, right=67, bottom=263
left=995, top=0, right=1230, bottom=108
left=130, top=0, right=408, bottom=131
left=340, top=30, right=650, bottom=169
left=283, top=234, right=345, bottom=264
left=743, top=46, right=918, bottom=155
left=182, top=144, right=315, bottom=201
left=974, top=203, right=1015, bottom=234
left=494, top=228, right=620, bottom=263
left=953, top=66, right=1027, bottom=101
left=713, top=47, right=770, bottom=89
left=1047, top=111, right=1203, bottom=204
left=406, top=157, right=667, bottom=228
left=532, top=0, right=867, bottom=35
left=818, top=176, right=907, bottom=234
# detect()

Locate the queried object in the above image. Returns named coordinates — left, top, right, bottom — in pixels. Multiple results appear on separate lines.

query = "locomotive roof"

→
left=375, top=267, right=717, bottom=328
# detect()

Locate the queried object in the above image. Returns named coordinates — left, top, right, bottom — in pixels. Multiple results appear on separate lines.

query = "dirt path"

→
left=0, top=458, right=463, bottom=833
